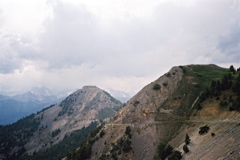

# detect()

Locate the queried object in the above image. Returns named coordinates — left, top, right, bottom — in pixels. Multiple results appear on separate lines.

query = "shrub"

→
left=229, top=95, right=233, bottom=102
left=168, top=150, right=182, bottom=160
left=220, top=101, right=228, bottom=107
left=158, top=143, right=167, bottom=160
left=164, top=145, right=173, bottom=158
left=185, top=133, right=190, bottom=145
left=163, top=81, right=168, bottom=87
left=153, top=84, right=161, bottom=90
left=179, top=66, right=186, bottom=73
left=158, top=143, right=173, bottom=160
left=229, top=65, right=236, bottom=74
left=51, top=128, right=61, bottom=138
left=122, top=138, right=132, bottom=152
left=197, top=103, right=202, bottom=110
left=133, top=101, right=140, bottom=106
left=183, top=144, right=189, bottom=153
left=229, top=106, right=234, bottom=111
left=125, top=126, right=131, bottom=138
left=99, top=130, right=105, bottom=138
left=199, top=125, right=210, bottom=135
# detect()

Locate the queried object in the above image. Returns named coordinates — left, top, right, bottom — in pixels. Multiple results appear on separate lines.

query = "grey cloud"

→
left=39, top=1, right=101, bottom=68
left=0, top=57, right=21, bottom=74
left=0, top=8, right=2, bottom=22
left=153, top=0, right=239, bottom=63
left=216, top=28, right=240, bottom=63
left=218, top=28, right=240, bottom=52
left=36, top=0, right=240, bottom=77
left=0, top=33, right=38, bottom=74
left=38, top=1, right=171, bottom=77
left=215, top=0, right=240, bottom=63
left=0, top=35, right=22, bottom=73
left=1, top=0, right=240, bottom=79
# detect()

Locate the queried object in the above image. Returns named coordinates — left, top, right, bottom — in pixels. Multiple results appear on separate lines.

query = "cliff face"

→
left=90, top=65, right=240, bottom=160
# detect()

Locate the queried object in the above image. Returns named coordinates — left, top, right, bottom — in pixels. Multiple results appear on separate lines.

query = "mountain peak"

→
left=29, top=86, right=54, bottom=97
left=82, top=85, right=98, bottom=89
left=88, top=64, right=239, bottom=160
left=20, top=86, right=122, bottom=156
left=13, top=87, right=57, bottom=103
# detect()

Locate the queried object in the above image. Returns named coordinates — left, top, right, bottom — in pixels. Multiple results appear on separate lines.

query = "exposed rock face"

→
left=24, top=86, right=122, bottom=155
left=114, top=66, right=183, bottom=124
left=91, top=66, right=184, bottom=160
left=90, top=65, right=240, bottom=160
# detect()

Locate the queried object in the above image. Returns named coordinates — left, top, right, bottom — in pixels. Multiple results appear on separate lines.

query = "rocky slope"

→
left=0, top=86, right=122, bottom=159
left=86, top=64, right=240, bottom=160
left=90, top=66, right=184, bottom=160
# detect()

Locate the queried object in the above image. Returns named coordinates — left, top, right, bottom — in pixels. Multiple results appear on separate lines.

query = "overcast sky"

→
left=0, top=0, right=240, bottom=97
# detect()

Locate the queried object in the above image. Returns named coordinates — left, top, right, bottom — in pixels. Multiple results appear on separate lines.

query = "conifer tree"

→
left=229, top=65, right=236, bottom=74
left=183, top=144, right=189, bottom=153
left=185, top=133, right=191, bottom=145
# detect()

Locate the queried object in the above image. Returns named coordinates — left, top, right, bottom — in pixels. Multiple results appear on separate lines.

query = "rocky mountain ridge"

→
left=88, top=66, right=184, bottom=160
left=26, top=86, right=122, bottom=155
left=0, top=86, right=122, bottom=160
left=77, top=64, right=240, bottom=160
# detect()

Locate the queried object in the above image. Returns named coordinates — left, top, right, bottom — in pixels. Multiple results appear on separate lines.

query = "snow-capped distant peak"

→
left=30, top=87, right=55, bottom=97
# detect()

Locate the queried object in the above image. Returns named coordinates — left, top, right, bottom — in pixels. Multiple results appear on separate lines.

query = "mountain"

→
left=13, top=87, right=58, bottom=103
left=0, top=86, right=122, bottom=160
left=66, top=64, right=240, bottom=160
left=0, top=87, right=66, bottom=125
left=2, top=64, right=240, bottom=160
left=0, top=94, right=10, bottom=101
left=0, top=98, right=32, bottom=124
left=107, top=89, right=132, bottom=103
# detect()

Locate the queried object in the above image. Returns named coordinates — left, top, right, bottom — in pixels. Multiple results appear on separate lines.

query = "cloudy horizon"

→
left=0, top=0, right=240, bottom=97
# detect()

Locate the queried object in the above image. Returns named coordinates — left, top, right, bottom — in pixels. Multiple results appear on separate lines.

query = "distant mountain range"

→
left=13, top=87, right=58, bottom=103
left=0, top=87, right=69, bottom=125
left=107, top=89, right=131, bottom=103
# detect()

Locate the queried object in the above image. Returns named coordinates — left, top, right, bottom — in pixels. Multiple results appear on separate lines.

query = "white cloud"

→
left=0, top=0, right=239, bottom=96
left=0, top=0, right=51, bottom=36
